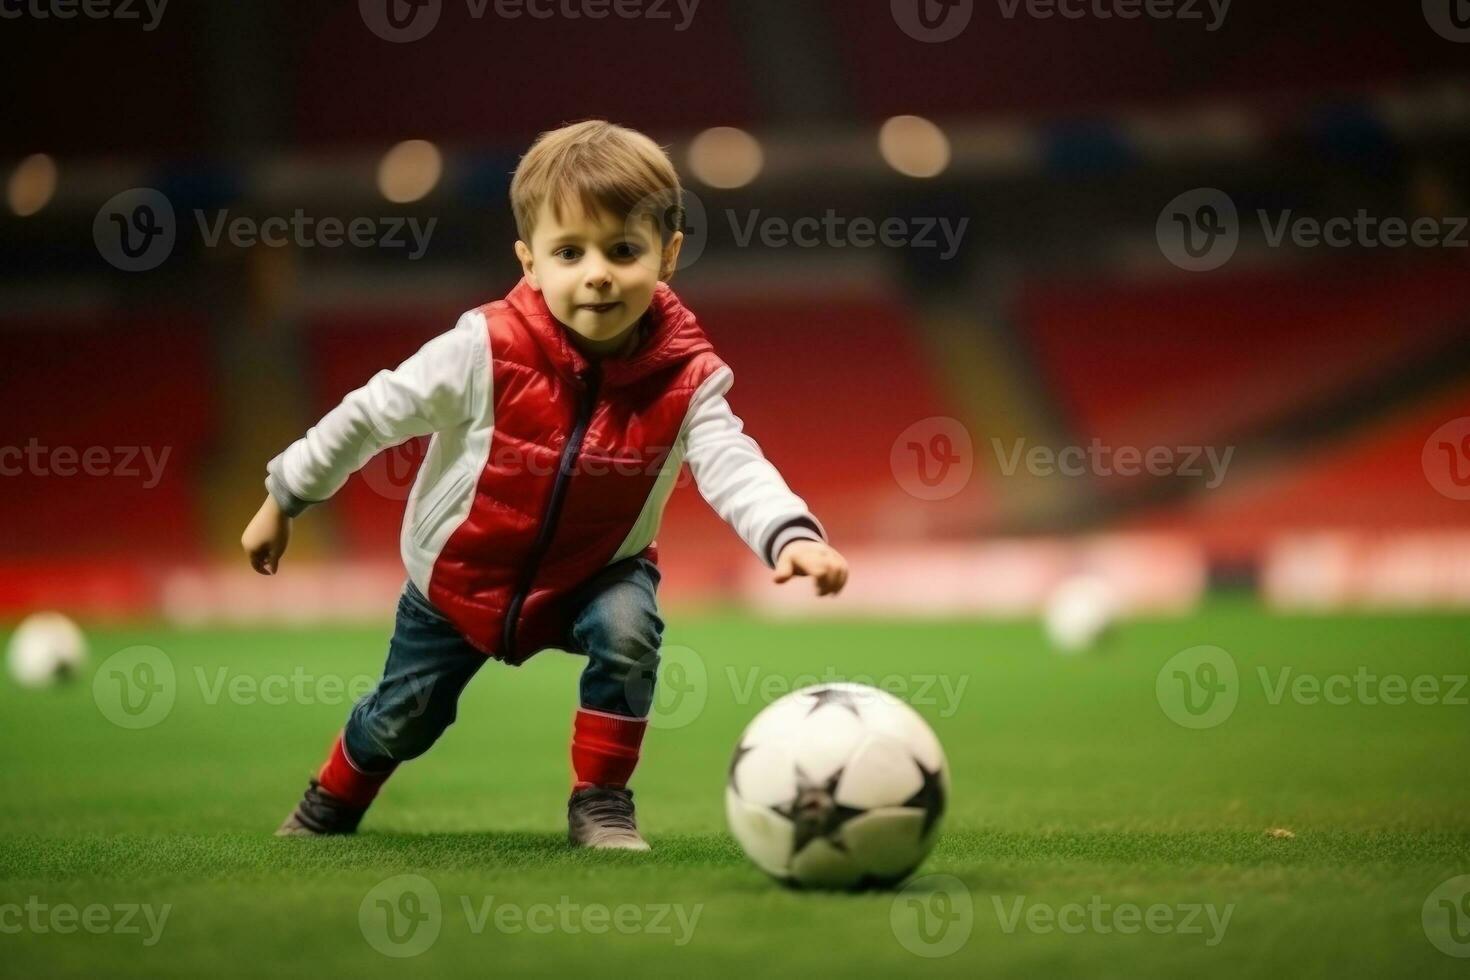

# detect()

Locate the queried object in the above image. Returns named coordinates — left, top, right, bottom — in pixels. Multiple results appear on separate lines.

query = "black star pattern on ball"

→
left=776, top=764, right=867, bottom=855
left=902, top=760, right=946, bottom=838
left=728, top=742, right=754, bottom=789
left=804, top=686, right=864, bottom=719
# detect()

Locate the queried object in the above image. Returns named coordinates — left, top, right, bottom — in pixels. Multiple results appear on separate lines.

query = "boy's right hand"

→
left=241, top=495, right=291, bottom=575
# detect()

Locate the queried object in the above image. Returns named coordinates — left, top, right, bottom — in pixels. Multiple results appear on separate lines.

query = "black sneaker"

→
left=275, top=778, right=368, bottom=837
left=567, top=785, right=650, bottom=851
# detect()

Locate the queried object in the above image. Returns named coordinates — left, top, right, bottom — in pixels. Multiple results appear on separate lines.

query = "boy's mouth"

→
left=579, top=302, right=621, bottom=314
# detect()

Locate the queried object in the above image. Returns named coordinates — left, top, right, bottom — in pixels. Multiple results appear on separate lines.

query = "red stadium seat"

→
left=0, top=312, right=214, bottom=559
left=1124, top=383, right=1470, bottom=559
left=1018, top=257, right=1470, bottom=450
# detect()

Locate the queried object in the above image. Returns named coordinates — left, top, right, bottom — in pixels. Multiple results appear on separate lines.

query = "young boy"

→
left=241, top=120, right=849, bottom=850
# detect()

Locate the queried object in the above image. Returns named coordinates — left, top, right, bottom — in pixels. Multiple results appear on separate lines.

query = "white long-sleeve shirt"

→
left=266, top=308, right=826, bottom=590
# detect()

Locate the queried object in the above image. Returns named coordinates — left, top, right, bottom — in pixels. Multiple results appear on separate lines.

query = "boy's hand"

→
left=241, top=495, right=291, bottom=575
left=773, top=540, right=849, bottom=597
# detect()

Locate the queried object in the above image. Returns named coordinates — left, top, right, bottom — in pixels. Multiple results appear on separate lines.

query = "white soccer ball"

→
left=6, top=612, right=88, bottom=688
left=1043, top=573, right=1118, bottom=653
left=726, top=683, right=948, bottom=890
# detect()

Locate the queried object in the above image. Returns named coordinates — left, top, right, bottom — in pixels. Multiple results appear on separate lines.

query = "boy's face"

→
left=515, top=198, right=683, bottom=355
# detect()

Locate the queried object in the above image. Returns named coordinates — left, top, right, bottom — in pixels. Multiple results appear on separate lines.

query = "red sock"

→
left=571, top=708, right=648, bottom=790
left=317, top=733, right=395, bottom=807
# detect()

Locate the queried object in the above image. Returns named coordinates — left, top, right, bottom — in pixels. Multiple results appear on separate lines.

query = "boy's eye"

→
left=553, top=247, right=582, bottom=261
left=610, top=242, right=643, bottom=261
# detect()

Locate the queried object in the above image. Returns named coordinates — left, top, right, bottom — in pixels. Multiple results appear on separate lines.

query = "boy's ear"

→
left=659, top=230, right=685, bottom=281
left=514, top=240, right=539, bottom=290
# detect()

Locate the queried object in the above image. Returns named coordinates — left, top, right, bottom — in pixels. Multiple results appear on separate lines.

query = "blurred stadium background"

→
left=5, top=5, right=1470, bottom=977
left=2, top=0, right=1468, bottom=626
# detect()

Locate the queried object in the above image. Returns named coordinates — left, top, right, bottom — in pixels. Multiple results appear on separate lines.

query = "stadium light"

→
left=7, top=153, right=58, bottom=217
left=879, top=116, right=951, bottom=179
left=687, top=127, right=764, bottom=189
left=377, top=140, right=443, bottom=204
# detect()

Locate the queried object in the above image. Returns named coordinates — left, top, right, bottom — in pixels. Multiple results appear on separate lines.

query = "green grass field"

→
left=2, top=599, right=1468, bottom=977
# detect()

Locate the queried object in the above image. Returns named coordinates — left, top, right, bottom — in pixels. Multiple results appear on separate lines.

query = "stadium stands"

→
left=825, top=1, right=1464, bottom=120
left=1017, top=257, right=1470, bottom=451
left=290, top=3, right=758, bottom=148
left=1125, top=381, right=1470, bottom=560
left=0, top=311, right=215, bottom=559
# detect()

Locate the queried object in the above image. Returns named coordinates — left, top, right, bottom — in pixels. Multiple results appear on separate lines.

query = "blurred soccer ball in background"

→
left=6, top=612, right=88, bottom=688
left=1043, top=573, right=1119, bottom=653
left=726, top=683, right=948, bottom=890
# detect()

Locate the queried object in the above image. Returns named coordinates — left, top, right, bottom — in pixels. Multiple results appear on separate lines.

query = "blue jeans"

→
left=342, top=556, right=664, bottom=773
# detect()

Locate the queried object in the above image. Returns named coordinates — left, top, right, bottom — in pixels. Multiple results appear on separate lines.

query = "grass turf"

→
left=1, top=600, right=1467, bottom=977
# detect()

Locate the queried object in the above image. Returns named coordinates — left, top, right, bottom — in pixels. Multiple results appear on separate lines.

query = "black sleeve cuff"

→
left=763, top=516, right=827, bottom=567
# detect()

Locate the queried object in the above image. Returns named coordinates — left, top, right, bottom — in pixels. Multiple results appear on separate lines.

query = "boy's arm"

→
left=265, top=310, right=487, bottom=516
left=682, top=368, right=848, bottom=595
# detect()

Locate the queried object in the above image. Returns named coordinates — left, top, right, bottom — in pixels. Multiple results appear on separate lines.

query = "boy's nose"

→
left=584, top=260, right=612, bottom=289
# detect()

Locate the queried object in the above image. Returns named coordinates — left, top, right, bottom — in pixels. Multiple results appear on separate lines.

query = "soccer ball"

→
left=6, top=612, right=88, bottom=688
left=1043, top=573, right=1118, bottom=653
left=725, top=683, right=948, bottom=890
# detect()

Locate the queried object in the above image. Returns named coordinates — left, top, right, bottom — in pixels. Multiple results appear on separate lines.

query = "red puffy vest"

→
left=425, top=279, right=727, bottom=664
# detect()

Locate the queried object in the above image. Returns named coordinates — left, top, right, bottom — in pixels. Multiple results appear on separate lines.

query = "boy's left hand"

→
left=774, top=540, right=849, bottom=597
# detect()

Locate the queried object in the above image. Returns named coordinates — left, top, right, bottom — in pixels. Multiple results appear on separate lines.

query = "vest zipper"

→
left=500, top=365, right=602, bottom=660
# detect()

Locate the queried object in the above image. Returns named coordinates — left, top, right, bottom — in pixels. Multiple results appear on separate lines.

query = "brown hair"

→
left=510, top=120, right=683, bottom=244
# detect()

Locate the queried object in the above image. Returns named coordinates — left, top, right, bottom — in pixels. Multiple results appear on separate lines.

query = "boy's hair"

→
left=510, top=120, right=683, bottom=246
